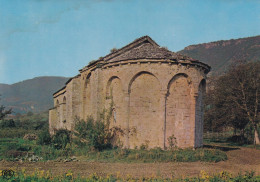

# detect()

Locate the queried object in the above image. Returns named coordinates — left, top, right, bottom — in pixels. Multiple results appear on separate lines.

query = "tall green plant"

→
left=37, top=129, right=52, bottom=145
left=73, top=117, right=112, bottom=151
left=52, top=129, right=71, bottom=149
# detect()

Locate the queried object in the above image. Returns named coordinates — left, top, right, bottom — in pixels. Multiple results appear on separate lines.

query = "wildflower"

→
left=200, top=170, right=210, bottom=181
left=66, top=172, right=73, bottom=177
left=46, top=170, right=50, bottom=179
left=40, top=170, right=45, bottom=178
left=116, top=171, right=120, bottom=178
left=219, top=170, right=232, bottom=180
left=65, top=171, right=73, bottom=180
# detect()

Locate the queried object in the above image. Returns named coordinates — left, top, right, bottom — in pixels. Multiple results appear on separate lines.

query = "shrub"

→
left=0, top=128, right=31, bottom=138
left=37, top=129, right=52, bottom=145
left=52, top=129, right=71, bottom=149
left=73, top=117, right=112, bottom=151
left=110, top=47, right=117, bottom=53
left=0, top=119, right=16, bottom=128
left=227, top=135, right=249, bottom=145
left=167, top=134, right=177, bottom=150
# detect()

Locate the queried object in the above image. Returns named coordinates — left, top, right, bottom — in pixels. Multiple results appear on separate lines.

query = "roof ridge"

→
left=102, top=35, right=159, bottom=62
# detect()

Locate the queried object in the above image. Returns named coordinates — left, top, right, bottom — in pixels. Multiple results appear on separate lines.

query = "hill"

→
left=178, top=35, right=260, bottom=74
left=0, top=76, right=69, bottom=114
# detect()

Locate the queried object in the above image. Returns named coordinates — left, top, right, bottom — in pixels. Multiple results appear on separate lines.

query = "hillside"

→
left=178, top=35, right=260, bottom=74
left=0, top=76, right=69, bottom=114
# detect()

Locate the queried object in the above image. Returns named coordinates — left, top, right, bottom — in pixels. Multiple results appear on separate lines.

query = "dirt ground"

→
left=0, top=147, right=259, bottom=178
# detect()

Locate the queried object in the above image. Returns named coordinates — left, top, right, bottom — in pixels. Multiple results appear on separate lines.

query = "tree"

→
left=27, top=111, right=33, bottom=116
left=0, top=95, right=12, bottom=120
left=205, top=61, right=260, bottom=145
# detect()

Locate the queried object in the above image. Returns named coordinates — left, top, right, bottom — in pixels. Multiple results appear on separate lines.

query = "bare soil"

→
left=0, top=146, right=259, bottom=178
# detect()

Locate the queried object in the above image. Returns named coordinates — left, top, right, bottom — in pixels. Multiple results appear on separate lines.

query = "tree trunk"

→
left=254, top=126, right=260, bottom=145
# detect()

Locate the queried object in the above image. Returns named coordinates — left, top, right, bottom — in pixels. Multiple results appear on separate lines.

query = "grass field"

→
left=0, top=168, right=259, bottom=181
left=0, top=131, right=259, bottom=180
left=0, top=138, right=227, bottom=163
left=0, top=141, right=259, bottom=179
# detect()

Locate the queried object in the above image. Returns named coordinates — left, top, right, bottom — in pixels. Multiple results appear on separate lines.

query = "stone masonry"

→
left=49, top=36, right=210, bottom=149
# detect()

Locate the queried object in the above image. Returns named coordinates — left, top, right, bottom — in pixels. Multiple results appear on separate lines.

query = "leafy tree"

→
left=0, top=95, right=12, bottom=120
left=205, top=61, right=260, bottom=145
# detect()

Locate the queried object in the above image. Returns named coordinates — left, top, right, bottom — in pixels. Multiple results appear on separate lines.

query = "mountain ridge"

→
left=0, top=76, right=69, bottom=114
left=178, top=35, right=260, bottom=74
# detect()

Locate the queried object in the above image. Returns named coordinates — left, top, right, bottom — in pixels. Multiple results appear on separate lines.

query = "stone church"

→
left=49, top=36, right=210, bottom=149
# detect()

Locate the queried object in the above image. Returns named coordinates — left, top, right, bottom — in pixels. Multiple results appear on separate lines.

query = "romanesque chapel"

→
left=49, top=36, right=210, bottom=149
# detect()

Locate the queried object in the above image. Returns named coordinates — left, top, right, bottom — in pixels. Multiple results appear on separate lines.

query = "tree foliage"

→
left=205, top=61, right=260, bottom=144
left=0, top=95, right=12, bottom=120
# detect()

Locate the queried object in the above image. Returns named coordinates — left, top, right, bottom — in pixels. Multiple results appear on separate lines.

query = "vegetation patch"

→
left=0, top=169, right=259, bottom=182
left=78, top=147, right=227, bottom=163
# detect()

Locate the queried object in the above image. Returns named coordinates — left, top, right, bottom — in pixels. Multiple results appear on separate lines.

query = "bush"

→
left=0, top=119, right=16, bottom=128
left=37, top=129, right=52, bottom=145
left=52, top=129, right=71, bottom=149
left=74, top=117, right=112, bottom=151
left=227, top=135, right=249, bottom=145
left=0, top=128, right=32, bottom=138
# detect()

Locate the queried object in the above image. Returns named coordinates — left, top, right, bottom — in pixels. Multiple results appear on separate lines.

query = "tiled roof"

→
left=82, top=36, right=206, bottom=70
left=103, top=36, right=195, bottom=62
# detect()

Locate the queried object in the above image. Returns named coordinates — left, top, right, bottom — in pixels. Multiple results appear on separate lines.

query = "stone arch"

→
left=106, top=76, right=124, bottom=146
left=165, top=73, right=193, bottom=148
left=128, top=71, right=161, bottom=148
left=55, top=99, right=59, bottom=107
left=106, top=76, right=121, bottom=97
left=128, top=71, right=161, bottom=93
left=195, top=79, right=206, bottom=148
left=106, top=76, right=124, bottom=126
left=55, top=99, right=60, bottom=127
left=83, top=73, right=92, bottom=119
left=62, top=96, right=67, bottom=123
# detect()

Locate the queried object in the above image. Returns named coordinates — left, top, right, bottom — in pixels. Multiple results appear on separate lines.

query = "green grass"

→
left=78, top=147, right=227, bottom=163
left=0, top=138, right=62, bottom=161
left=203, top=133, right=260, bottom=150
left=0, top=138, right=227, bottom=163
left=0, top=128, right=39, bottom=138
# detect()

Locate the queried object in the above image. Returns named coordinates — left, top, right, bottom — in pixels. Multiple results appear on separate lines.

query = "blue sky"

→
left=0, top=0, right=259, bottom=84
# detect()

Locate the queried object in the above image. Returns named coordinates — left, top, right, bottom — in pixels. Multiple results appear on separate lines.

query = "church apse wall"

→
left=49, top=36, right=210, bottom=149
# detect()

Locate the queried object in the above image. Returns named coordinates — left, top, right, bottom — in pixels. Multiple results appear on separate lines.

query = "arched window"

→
left=63, top=96, right=66, bottom=123
left=56, top=100, right=59, bottom=107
